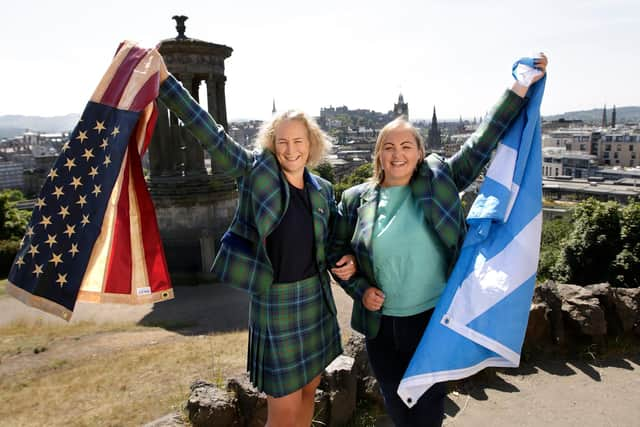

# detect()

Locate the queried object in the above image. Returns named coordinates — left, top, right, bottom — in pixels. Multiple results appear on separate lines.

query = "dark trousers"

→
left=366, top=309, right=446, bottom=427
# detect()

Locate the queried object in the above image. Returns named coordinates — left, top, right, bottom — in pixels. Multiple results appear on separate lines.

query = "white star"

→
left=69, top=176, right=83, bottom=190
left=56, top=273, right=68, bottom=287
left=58, top=205, right=70, bottom=219
left=64, top=224, right=76, bottom=237
left=45, top=234, right=58, bottom=248
left=94, top=120, right=106, bottom=134
left=82, top=148, right=95, bottom=161
left=69, top=243, right=80, bottom=257
left=76, top=194, right=88, bottom=208
left=33, top=264, right=44, bottom=278
left=35, top=198, right=46, bottom=210
left=52, top=186, right=65, bottom=199
left=76, top=130, right=88, bottom=143
left=49, top=252, right=63, bottom=267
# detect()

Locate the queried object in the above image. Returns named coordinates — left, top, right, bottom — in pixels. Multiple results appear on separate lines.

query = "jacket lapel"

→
left=412, top=160, right=434, bottom=230
left=306, top=171, right=329, bottom=266
left=353, top=183, right=379, bottom=283
left=253, top=151, right=289, bottom=238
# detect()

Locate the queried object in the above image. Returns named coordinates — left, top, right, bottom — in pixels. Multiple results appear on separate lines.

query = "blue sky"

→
left=1, top=0, right=638, bottom=121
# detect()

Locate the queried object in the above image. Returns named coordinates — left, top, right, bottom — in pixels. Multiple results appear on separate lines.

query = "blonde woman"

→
left=334, top=55, right=548, bottom=426
left=157, top=60, right=358, bottom=426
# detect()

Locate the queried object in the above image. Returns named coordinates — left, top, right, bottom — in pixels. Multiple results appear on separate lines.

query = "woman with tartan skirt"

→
left=333, top=55, right=548, bottom=426
left=156, top=59, right=359, bottom=426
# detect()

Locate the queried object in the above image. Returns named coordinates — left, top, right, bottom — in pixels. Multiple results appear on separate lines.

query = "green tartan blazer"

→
left=333, top=89, right=526, bottom=338
left=159, top=76, right=364, bottom=307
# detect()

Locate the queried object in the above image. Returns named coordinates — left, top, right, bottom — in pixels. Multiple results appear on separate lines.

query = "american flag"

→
left=7, top=41, right=173, bottom=320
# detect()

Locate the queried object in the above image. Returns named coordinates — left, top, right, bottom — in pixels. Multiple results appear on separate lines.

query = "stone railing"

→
left=145, top=282, right=639, bottom=427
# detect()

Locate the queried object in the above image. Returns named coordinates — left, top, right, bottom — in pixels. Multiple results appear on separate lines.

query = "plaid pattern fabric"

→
left=248, top=275, right=342, bottom=397
left=159, top=76, right=356, bottom=298
left=334, top=89, right=525, bottom=338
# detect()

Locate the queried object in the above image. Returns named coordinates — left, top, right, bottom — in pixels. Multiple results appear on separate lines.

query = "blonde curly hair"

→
left=254, top=110, right=332, bottom=168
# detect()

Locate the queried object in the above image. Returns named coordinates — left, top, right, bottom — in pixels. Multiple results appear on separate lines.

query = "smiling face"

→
left=378, top=127, right=423, bottom=187
left=274, top=119, right=311, bottom=182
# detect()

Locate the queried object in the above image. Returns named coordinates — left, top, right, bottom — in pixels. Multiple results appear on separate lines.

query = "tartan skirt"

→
left=247, top=275, right=342, bottom=397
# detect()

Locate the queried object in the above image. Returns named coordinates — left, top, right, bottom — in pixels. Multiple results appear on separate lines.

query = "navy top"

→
left=266, top=182, right=318, bottom=283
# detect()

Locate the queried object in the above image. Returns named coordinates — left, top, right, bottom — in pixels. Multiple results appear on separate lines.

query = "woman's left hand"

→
left=531, top=52, right=548, bottom=84
left=331, top=255, right=357, bottom=281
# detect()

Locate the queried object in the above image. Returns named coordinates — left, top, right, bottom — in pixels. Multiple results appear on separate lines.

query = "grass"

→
left=0, top=320, right=248, bottom=427
left=0, top=278, right=7, bottom=297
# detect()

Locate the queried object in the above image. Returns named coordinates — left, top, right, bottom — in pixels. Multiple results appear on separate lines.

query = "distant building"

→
left=542, top=147, right=597, bottom=178
left=545, top=125, right=640, bottom=168
left=0, top=160, right=24, bottom=191
left=427, top=106, right=442, bottom=151
left=392, top=93, right=409, bottom=120
left=543, top=176, right=639, bottom=204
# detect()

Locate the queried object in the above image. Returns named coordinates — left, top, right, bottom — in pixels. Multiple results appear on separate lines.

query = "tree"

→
left=0, top=189, right=30, bottom=277
left=334, top=163, right=373, bottom=200
left=553, top=198, right=622, bottom=285
left=312, top=162, right=336, bottom=184
left=0, top=190, right=30, bottom=240
left=611, top=200, right=640, bottom=287
left=537, top=217, right=572, bottom=282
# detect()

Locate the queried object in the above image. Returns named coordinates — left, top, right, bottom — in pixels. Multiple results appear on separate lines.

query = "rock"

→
left=533, top=282, right=567, bottom=346
left=343, top=333, right=372, bottom=378
left=611, top=287, right=640, bottom=335
left=313, top=389, right=331, bottom=425
left=524, top=301, right=553, bottom=350
left=187, top=380, right=240, bottom=427
left=556, top=283, right=607, bottom=337
left=360, top=375, right=384, bottom=408
left=226, top=375, right=267, bottom=427
left=321, top=355, right=358, bottom=426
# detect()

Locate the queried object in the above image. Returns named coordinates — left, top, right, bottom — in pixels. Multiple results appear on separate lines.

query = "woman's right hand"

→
left=362, top=287, right=385, bottom=311
left=158, top=53, right=170, bottom=83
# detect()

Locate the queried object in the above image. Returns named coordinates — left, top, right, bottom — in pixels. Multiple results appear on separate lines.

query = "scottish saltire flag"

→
left=398, top=59, right=546, bottom=407
left=7, top=41, right=173, bottom=320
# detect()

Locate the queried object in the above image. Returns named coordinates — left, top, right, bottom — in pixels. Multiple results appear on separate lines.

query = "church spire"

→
left=612, top=104, right=617, bottom=128
left=428, top=106, right=442, bottom=150
left=272, top=98, right=276, bottom=114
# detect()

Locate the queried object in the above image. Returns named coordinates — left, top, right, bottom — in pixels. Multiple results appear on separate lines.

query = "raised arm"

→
left=157, top=60, right=254, bottom=178
left=446, top=54, right=548, bottom=191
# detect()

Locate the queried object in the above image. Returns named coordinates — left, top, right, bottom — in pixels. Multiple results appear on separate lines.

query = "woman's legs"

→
left=266, top=374, right=321, bottom=427
left=366, top=310, right=446, bottom=427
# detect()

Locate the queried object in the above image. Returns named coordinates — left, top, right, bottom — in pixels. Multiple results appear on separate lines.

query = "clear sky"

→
left=1, top=0, right=638, bottom=121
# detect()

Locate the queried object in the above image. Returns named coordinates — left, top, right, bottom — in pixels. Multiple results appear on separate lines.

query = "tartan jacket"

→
left=333, top=89, right=526, bottom=338
left=158, top=76, right=363, bottom=308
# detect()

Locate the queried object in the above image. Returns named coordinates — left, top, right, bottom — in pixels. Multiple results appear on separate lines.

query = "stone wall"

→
left=147, top=281, right=640, bottom=426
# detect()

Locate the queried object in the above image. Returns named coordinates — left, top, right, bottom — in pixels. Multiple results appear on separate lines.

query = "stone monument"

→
left=148, top=17, right=237, bottom=283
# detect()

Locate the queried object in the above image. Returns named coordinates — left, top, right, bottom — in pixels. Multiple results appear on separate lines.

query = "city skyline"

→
left=1, top=0, right=639, bottom=121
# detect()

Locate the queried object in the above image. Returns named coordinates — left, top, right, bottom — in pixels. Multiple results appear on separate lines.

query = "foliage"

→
left=537, top=217, right=572, bottom=282
left=544, top=198, right=640, bottom=287
left=0, top=240, right=20, bottom=278
left=312, top=162, right=336, bottom=184
left=334, top=163, right=373, bottom=201
left=611, top=201, right=640, bottom=287
left=0, top=190, right=30, bottom=277
left=0, top=190, right=30, bottom=241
